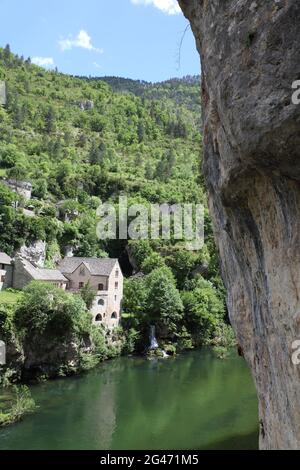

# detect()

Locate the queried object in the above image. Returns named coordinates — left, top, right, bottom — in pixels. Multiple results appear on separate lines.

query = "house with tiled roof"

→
left=13, top=256, right=68, bottom=291
left=0, top=250, right=123, bottom=330
left=59, top=257, right=123, bottom=329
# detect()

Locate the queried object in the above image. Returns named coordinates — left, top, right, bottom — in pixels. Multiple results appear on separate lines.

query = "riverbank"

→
left=0, top=349, right=259, bottom=450
left=0, top=385, right=36, bottom=427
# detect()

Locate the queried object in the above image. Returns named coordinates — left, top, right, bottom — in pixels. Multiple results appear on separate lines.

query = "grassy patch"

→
left=0, top=290, right=23, bottom=305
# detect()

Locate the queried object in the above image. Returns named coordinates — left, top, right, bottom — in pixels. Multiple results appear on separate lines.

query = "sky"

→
left=0, top=0, right=200, bottom=82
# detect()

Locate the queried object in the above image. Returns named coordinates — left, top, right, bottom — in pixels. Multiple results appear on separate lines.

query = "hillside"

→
left=91, top=75, right=202, bottom=116
left=0, top=47, right=205, bottom=259
left=0, top=45, right=231, bottom=353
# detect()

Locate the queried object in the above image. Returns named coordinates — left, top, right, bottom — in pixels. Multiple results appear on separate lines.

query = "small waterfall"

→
left=149, top=326, right=169, bottom=358
left=149, top=325, right=159, bottom=350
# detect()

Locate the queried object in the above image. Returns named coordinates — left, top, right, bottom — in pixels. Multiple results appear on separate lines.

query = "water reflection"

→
left=0, top=349, right=258, bottom=450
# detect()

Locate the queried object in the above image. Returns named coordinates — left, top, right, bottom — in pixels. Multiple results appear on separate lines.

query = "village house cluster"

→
left=0, top=252, right=123, bottom=329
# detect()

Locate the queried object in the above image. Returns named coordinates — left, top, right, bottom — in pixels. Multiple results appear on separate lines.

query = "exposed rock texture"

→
left=179, top=0, right=300, bottom=449
left=17, top=240, right=46, bottom=267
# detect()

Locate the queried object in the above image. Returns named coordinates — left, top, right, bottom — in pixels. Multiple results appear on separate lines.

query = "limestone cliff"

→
left=178, top=0, right=300, bottom=449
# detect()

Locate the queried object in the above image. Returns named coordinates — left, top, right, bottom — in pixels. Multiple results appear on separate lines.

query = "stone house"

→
left=0, top=250, right=123, bottom=330
left=0, top=252, right=13, bottom=291
left=59, top=257, right=123, bottom=329
left=13, top=256, right=68, bottom=290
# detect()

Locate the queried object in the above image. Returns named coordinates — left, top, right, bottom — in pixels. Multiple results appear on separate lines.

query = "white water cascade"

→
left=149, top=325, right=159, bottom=350
left=149, top=326, right=169, bottom=358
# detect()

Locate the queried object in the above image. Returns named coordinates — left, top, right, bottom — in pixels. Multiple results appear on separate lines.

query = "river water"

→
left=0, top=349, right=258, bottom=450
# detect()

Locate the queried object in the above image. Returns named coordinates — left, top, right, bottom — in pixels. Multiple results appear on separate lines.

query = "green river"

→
left=0, top=349, right=259, bottom=450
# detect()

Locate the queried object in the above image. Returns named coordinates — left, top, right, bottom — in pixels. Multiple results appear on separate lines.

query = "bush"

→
left=79, top=281, right=96, bottom=310
left=141, top=252, right=165, bottom=274
left=145, top=267, right=184, bottom=334
left=0, top=385, right=36, bottom=427
left=181, top=279, right=226, bottom=345
left=213, top=346, right=229, bottom=360
left=123, top=328, right=140, bottom=355
left=14, top=282, right=90, bottom=338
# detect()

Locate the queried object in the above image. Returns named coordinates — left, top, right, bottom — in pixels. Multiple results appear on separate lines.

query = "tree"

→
left=166, top=251, right=196, bottom=288
left=14, top=282, right=91, bottom=340
left=123, top=277, right=147, bottom=318
left=80, top=281, right=96, bottom=310
left=89, top=140, right=104, bottom=165
left=145, top=267, right=184, bottom=334
left=12, top=282, right=112, bottom=376
left=0, top=144, right=26, bottom=169
left=0, top=183, right=17, bottom=207
left=7, top=163, right=28, bottom=204
left=44, top=106, right=56, bottom=134
left=3, top=44, right=11, bottom=63
left=181, top=279, right=225, bottom=344
left=141, top=252, right=165, bottom=274
left=155, top=149, right=176, bottom=182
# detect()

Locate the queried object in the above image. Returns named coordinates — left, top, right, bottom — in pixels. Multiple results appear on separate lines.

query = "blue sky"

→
left=0, top=0, right=200, bottom=82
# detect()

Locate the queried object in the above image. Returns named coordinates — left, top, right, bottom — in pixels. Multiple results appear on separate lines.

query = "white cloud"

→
left=93, top=62, right=101, bottom=69
left=58, top=30, right=103, bottom=53
left=32, top=57, right=55, bottom=68
left=131, top=0, right=181, bottom=15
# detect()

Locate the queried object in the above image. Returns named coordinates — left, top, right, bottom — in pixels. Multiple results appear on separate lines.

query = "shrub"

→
left=0, top=385, right=36, bottom=427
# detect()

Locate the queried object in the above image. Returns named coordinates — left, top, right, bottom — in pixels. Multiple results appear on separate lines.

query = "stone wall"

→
left=3, top=265, right=13, bottom=289
left=12, top=257, right=34, bottom=290
left=64, top=261, right=123, bottom=329
left=0, top=268, right=5, bottom=291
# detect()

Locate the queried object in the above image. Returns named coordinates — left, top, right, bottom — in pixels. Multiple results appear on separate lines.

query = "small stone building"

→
left=0, top=252, right=13, bottom=291
left=13, top=256, right=68, bottom=290
left=59, top=257, right=123, bottom=329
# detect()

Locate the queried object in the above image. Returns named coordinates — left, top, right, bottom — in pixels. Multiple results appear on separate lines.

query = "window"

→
left=98, top=299, right=105, bottom=306
left=1, top=275, right=5, bottom=282
left=111, top=312, right=118, bottom=320
left=0, top=264, right=4, bottom=270
left=95, top=314, right=102, bottom=322
left=115, top=295, right=117, bottom=302
left=98, top=283, right=104, bottom=291
left=115, top=270, right=119, bottom=278
left=79, top=282, right=84, bottom=289
left=115, top=282, right=118, bottom=289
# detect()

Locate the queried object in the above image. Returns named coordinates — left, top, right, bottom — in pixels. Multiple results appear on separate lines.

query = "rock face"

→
left=17, top=240, right=46, bottom=267
left=179, top=0, right=300, bottom=449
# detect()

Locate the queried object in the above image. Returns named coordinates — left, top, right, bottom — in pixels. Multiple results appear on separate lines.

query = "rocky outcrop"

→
left=77, top=100, right=94, bottom=111
left=179, top=0, right=300, bottom=449
left=16, top=240, right=46, bottom=267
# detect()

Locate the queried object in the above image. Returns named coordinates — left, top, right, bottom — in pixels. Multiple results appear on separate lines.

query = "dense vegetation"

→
left=0, top=44, right=234, bottom=376
left=0, top=385, right=36, bottom=427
